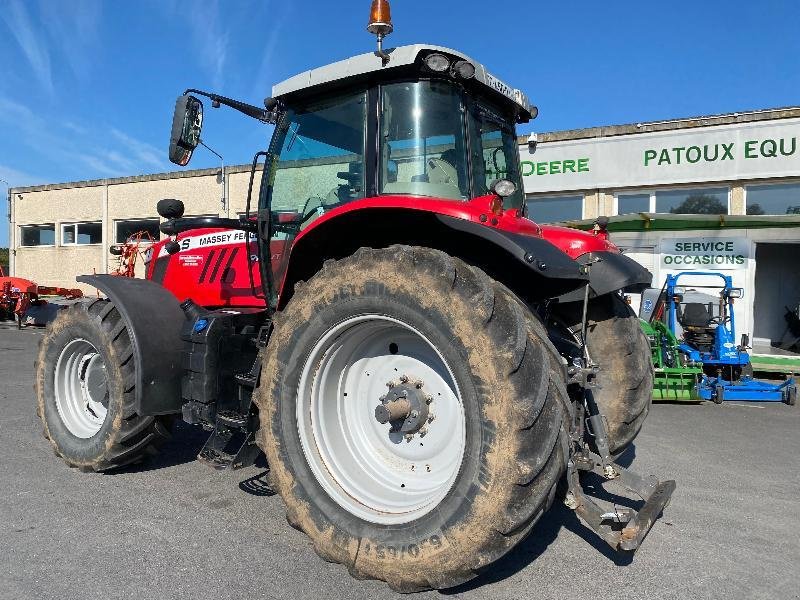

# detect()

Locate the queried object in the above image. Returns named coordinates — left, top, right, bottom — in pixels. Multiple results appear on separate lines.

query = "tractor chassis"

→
left=165, top=259, right=676, bottom=551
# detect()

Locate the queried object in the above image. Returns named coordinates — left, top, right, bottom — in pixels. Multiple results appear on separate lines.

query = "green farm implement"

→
left=640, top=319, right=702, bottom=401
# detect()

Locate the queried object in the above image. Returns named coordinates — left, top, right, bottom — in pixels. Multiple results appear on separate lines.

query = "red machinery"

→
left=0, top=264, right=82, bottom=327
left=109, top=230, right=157, bottom=278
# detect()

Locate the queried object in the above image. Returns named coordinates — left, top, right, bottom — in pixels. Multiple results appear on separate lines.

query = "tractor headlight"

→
left=424, top=53, right=450, bottom=72
left=728, top=288, right=744, bottom=299
left=452, top=60, right=475, bottom=79
left=491, top=179, right=517, bottom=198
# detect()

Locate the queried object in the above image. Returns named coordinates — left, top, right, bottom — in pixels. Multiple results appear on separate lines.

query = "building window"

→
left=61, top=222, right=102, bottom=245
left=655, top=187, right=728, bottom=215
left=745, top=182, right=800, bottom=215
left=20, top=224, right=56, bottom=247
left=616, top=192, right=651, bottom=215
left=526, top=194, right=583, bottom=224
left=115, top=219, right=160, bottom=243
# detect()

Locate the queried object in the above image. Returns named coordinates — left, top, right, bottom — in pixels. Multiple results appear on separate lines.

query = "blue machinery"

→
left=663, top=272, right=796, bottom=404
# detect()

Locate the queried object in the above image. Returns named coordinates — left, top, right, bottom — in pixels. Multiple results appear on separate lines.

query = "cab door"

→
left=259, top=91, right=368, bottom=303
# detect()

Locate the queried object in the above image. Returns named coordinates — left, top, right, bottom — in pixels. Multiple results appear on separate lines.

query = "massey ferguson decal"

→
left=158, top=230, right=256, bottom=258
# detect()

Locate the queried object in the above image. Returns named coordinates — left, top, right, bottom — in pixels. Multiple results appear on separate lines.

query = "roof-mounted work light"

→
left=367, top=0, right=393, bottom=65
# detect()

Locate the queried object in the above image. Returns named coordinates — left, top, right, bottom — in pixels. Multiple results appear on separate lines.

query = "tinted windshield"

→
left=265, top=91, right=367, bottom=217
left=469, top=103, right=524, bottom=210
left=380, top=81, right=469, bottom=200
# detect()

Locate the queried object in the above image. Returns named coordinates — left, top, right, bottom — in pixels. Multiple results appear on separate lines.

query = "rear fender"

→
left=77, top=274, right=185, bottom=416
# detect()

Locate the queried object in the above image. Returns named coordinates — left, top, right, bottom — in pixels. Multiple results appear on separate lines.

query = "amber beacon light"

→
left=367, top=0, right=393, bottom=63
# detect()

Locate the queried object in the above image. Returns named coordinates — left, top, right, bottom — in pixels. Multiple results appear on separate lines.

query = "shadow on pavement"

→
left=115, top=420, right=208, bottom=473
left=239, top=469, right=276, bottom=497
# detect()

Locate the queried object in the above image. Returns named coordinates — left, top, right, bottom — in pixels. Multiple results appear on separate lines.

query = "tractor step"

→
left=197, top=413, right=260, bottom=470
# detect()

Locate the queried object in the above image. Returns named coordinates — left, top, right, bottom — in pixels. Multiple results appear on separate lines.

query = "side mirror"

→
left=169, top=95, right=204, bottom=166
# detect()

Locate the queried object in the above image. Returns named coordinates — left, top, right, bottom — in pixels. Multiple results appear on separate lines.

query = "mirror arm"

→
left=184, top=89, right=276, bottom=124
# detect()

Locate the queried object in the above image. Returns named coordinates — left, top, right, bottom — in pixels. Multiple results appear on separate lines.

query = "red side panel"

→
left=144, top=194, right=619, bottom=309
left=0, top=277, right=38, bottom=295
left=146, top=229, right=266, bottom=308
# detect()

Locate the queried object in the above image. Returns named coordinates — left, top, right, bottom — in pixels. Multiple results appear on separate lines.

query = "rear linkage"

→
left=559, top=272, right=675, bottom=552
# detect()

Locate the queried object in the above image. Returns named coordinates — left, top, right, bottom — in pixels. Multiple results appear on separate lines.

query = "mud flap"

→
left=76, top=274, right=186, bottom=416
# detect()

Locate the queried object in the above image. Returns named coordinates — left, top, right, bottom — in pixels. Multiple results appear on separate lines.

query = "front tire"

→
left=35, top=299, right=171, bottom=471
left=255, top=246, right=569, bottom=591
left=551, top=293, right=653, bottom=455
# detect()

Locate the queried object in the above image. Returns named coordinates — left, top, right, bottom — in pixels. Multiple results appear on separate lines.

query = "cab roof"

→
left=271, top=44, right=534, bottom=121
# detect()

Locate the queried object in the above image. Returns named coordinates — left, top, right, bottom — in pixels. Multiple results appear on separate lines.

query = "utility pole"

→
left=0, top=178, right=10, bottom=275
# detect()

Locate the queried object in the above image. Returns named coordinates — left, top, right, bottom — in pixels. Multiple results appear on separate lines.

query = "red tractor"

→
left=35, top=3, right=672, bottom=591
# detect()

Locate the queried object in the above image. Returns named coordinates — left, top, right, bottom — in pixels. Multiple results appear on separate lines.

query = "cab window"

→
left=267, top=91, right=367, bottom=228
left=379, top=81, right=469, bottom=200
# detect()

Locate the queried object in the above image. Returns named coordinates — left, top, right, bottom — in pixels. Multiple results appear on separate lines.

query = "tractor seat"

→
left=678, top=303, right=713, bottom=329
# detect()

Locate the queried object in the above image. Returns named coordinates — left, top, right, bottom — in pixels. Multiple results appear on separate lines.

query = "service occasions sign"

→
left=659, top=237, right=750, bottom=270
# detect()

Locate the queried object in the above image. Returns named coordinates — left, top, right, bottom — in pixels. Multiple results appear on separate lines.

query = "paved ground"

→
left=1, top=324, right=798, bottom=600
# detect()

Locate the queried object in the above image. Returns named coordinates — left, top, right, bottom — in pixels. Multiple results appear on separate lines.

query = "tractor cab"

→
left=160, top=43, right=582, bottom=307
left=265, top=44, right=533, bottom=224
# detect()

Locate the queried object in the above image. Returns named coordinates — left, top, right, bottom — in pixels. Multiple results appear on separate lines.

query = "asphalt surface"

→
left=1, top=324, right=798, bottom=600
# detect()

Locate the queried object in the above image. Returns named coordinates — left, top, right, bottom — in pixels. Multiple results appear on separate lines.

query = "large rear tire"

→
left=255, top=246, right=569, bottom=591
left=35, top=299, right=171, bottom=471
left=551, top=293, right=653, bottom=455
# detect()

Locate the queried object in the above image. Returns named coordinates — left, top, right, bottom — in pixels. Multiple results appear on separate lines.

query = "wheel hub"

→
left=375, top=377, right=432, bottom=435
left=54, top=338, right=109, bottom=439
left=296, top=314, right=465, bottom=525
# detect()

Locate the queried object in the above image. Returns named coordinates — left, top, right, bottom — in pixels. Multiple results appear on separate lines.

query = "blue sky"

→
left=2, top=0, right=800, bottom=246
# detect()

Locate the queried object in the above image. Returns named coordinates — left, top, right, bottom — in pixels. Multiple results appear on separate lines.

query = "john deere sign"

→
left=659, top=237, right=750, bottom=270
left=521, top=117, right=800, bottom=192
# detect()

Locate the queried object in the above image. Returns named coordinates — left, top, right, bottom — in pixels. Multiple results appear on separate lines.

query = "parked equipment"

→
left=34, top=2, right=673, bottom=591
left=645, top=271, right=795, bottom=404
left=109, top=230, right=157, bottom=278
left=640, top=318, right=702, bottom=401
left=0, top=264, right=82, bottom=328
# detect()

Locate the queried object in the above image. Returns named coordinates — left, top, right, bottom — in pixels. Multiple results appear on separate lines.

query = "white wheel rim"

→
left=54, top=339, right=109, bottom=438
left=297, top=315, right=466, bottom=525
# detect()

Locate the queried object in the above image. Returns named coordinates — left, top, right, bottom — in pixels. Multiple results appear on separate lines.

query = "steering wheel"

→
left=427, top=157, right=458, bottom=186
